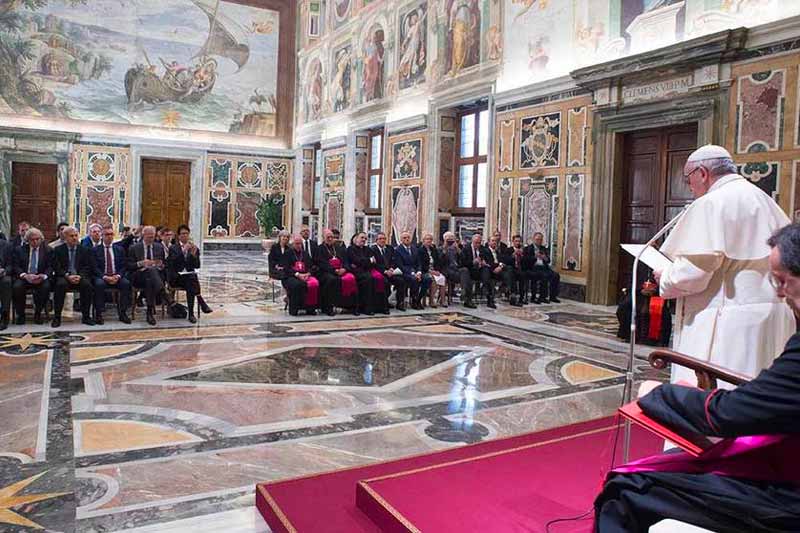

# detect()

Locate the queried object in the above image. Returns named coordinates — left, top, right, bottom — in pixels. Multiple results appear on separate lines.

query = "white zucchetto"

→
left=686, top=144, right=732, bottom=162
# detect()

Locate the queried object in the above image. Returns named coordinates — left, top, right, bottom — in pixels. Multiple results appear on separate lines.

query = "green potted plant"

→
left=256, top=193, right=284, bottom=251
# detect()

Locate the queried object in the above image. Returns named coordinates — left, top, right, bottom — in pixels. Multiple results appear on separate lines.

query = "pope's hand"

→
left=653, top=269, right=662, bottom=284
left=637, top=380, right=661, bottom=399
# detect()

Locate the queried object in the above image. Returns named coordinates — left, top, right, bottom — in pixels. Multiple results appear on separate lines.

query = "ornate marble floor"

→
left=0, top=252, right=665, bottom=533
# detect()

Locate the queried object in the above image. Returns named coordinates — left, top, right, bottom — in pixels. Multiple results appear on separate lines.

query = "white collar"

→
left=709, top=173, right=743, bottom=193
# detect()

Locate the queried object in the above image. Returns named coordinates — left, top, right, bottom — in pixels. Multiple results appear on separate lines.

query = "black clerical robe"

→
left=594, top=333, right=800, bottom=532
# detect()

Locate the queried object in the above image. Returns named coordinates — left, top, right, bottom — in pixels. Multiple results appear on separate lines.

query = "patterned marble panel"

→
left=266, top=161, right=289, bottom=192
left=87, top=152, right=115, bottom=182
left=519, top=175, right=559, bottom=247
left=566, top=107, right=587, bottom=167
left=498, top=119, right=515, bottom=171
left=520, top=112, right=560, bottom=169
left=496, top=178, right=513, bottom=240
left=236, top=162, right=263, bottom=189
left=323, top=190, right=344, bottom=234
left=454, top=216, right=484, bottom=243
left=324, top=153, right=345, bottom=188
left=86, top=185, right=114, bottom=228
left=563, top=174, right=585, bottom=271
left=302, top=160, right=314, bottom=210
left=439, top=136, right=455, bottom=209
left=736, top=69, right=785, bottom=153
left=737, top=161, right=780, bottom=200
left=234, top=192, right=262, bottom=238
left=207, top=186, right=231, bottom=238
left=355, top=151, right=367, bottom=211
left=391, top=185, right=420, bottom=244
left=392, top=139, right=423, bottom=180
left=209, top=159, right=232, bottom=187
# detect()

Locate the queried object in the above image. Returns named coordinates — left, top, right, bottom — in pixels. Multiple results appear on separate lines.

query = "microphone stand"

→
left=623, top=207, right=688, bottom=463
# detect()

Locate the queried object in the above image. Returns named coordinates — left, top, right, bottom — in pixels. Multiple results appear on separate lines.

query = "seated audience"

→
left=439, top=232, right=461, bottom=307
left=300, top=225, right=318, bottom=258
left=81, top=223, right=102, bottom=249
left=268, top=230, right=291, bottom=282
left=282, top=235, right=319, bottom=316
left=594, top=223, right=800, bottom=533
left=167, top=224, right=211, bottom=323
left=315, top=229, right=356, bottom=316
left=0, top=238, right=11, bottom=329
left=419, top=233, right=442, bottom=308
left=127, top=225, right=173, bottom=326
left=52, top=226, right=95, bottom=327
left=491, top=230, right=510, bottom=256
left=459, top=233, right=493, bottom=309
left=509, top=234, right=529, bottom=305
left=346, top=232, right=379, bottom=315
left=49, top=222, right=68, bottom=248
left=12, top=227, right=52, bottom=325
left=11, top=221, right=30, bottom=248
left=92, top=225, right=131, bottom=324
left=525, top=232, right=561, bottom=303
left=371, top=232, right=405, bottom=312
left=395, top=231, right=423, bottom=310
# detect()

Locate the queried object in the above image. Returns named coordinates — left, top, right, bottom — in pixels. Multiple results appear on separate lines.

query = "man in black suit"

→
left=300, top=225, right=318, bottom=259
left=52, top=226, right=95, bottom=327
left=11, top=227, right=52, bottom=325
left=491, top=230, right=510, bottom=256
left=127, top=225, right=173, bottom=325
left=394, top=231, right=423, bottom=310
left=459, top=233, right=493, bottom=309
left=313, top=229, right=352, bottom=316
left=93, top=224, right=131, bottom=324
left=525, top=232, right=561, bottom=303
left=10, top=221, right=30, bottom=248
left=508, top=234, right=529, bottom=305
left=0, top=239, right=12, bottom=329
left=371, top=232, right=406, bottom=311
left=487, top=235, right=520, bottom=306
left=167, top=224, right=212, bottom=323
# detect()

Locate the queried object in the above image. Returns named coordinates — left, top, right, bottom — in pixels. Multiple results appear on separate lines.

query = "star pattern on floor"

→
left=0, top=471, right=69, bottom=529
left=0, top=333, right=60, bottom=355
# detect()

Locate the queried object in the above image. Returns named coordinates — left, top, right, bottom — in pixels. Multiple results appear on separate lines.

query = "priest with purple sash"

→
left=281, top=236, right=319, bottom=316
left=314, top=229, right=357, bottom=316
left=594, top=223, right=800, bottom=532
left=346, top=232, right=379, bottom=316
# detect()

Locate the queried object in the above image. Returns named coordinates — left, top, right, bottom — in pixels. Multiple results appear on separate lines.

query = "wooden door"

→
left=141, top=159, right=190, bottom=229
left=618, top=124, right=697, bottom=295
left=12, top=162, right=57, bottom=240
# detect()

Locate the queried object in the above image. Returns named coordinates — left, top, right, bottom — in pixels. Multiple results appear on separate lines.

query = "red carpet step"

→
left=256, top=417, right=662, bottom=533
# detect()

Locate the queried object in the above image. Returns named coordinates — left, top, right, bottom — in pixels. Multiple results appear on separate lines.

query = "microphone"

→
left=622, top=204, right=689, bottom=463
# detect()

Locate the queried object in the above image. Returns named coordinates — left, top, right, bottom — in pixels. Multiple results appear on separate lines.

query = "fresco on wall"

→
left=330, top=0, right=352, bottom=30
left=392, top=139, right=422, bottom=180
left=444, top=0, right=480, bottom=77
left=499, top=0, right=800, bottom=93
left=0, top=0, right=280, bottom=136
left=398, top=2, right=427, bottom=90
left=304, top=57, right=324, bottom=122
left=361, top=23, right=386, bottom=103
left=331, top=43, right=353, bottom=112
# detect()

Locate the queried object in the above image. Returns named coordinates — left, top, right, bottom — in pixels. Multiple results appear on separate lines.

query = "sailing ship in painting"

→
left=125, top=0, right=248, bottom=105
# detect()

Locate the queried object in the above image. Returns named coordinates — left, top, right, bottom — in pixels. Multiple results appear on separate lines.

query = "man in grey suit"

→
left=127, top=225, right=172, bottom=325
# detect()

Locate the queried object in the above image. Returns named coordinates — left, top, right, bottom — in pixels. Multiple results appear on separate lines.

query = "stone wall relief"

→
left=735, top=70, right=785, bottom=154
left=519, top=112, right=561, bottom=169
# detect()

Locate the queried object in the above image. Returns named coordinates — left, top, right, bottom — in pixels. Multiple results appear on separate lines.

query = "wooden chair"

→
left=11, top=288, right=51, bottom=321
left=645, top=349, right=748, bottom=533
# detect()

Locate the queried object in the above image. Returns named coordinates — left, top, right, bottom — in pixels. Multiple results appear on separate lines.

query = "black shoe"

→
left=306, top=309, right=317, bottom=316
left=95, top=315, right=105, bottom=325
left=550, top=297, right=561, bottom=303
left=487, top=300, right=497, bottom=309
left=396, top=303, right=406, bottom=311
left=326, top=309, right=336, bottom=317
left=520, top=298, right=529, bottom=305
left=82, top=316, right=96, bottom=326
left=381, top=309, right=390, bottom=315
left=188, top=314, right=197, bottom=323
left=463, top=301, right=477, bottom=309
left=146, top=310, right=156, bottom=326
left=541, top=298, right=551, bottom=304
left=0, top=319, right=7, bottom=331
left=119, top=313, right=131, bottom=324
left=353, top=309, right=360, bottom=316
left=365, top=311, right=375, bottom=316
left=15, top=316, right=25, bottom=326
left=136, top=298, right=145, bottom=308
left=51, top=317, right=61, bottom=328
left=199, top=301, right=212, bottom=314
left=34, top=313, right=44, bottom=325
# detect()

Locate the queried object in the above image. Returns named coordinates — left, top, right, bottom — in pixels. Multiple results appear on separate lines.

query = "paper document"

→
left=621, top=244, right=673, bottom=271
left=179, top=269, right=200, bottom=275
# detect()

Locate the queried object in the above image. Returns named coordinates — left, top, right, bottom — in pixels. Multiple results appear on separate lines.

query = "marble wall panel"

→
left=563, top=174, right=585, bottom=271
left=391, top=185, right=420, bottom=244
left=391, top=139, right=423, bottom=180
left=204, top=155, right=292, bottom=240
left=324, top=154, right=346, bottom=188
left=567, top=107, right=588, bottom=167
left=453, top=216, right=484, bottom=243
left=519, top=176, right=559, bottom=252
left=69, top=145, right=131, bottom=233
left=439, top=137, right=455, bottom=210
left=736, top=70, right=786, bottom=154
left=323, top=190, right=344, bottom=234
left=520, top=112, right=561, bottom=169
left=498, top=119, right=515, bottom=172
left=355, top=151, right=368, bottom=211
left=737, top=161, right=780, bottom=200
left=496, top=178, right=512, bottom=241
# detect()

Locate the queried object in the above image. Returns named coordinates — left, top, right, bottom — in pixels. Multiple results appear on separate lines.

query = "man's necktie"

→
left=305, top=240, right=310, bottom=256
left=105, top=246, right=114, bottom=276
left=146, top=245, right=152, bottom=261
left=30, top=248, right=38, bottom=273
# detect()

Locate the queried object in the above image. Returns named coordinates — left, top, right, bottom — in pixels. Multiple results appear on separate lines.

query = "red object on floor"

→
left=256, top=417, right=662, bottom=533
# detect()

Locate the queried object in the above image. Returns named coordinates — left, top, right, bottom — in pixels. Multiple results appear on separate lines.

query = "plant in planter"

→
left=256, top=193, right=285, bottom=238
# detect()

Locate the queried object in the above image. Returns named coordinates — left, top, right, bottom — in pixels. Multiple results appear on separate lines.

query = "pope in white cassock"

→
left=655, top=144, right=794, bottom=385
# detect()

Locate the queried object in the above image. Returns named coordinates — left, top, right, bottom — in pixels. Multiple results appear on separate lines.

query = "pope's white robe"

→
left=658, top=174, right=794, bottom=385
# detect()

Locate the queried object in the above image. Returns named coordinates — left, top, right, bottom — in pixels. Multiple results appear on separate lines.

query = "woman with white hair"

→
left=268, top=230, right=291, bottom=282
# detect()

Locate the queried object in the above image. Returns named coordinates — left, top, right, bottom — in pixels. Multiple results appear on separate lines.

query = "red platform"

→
left=256, top=417, right=662, bottom=533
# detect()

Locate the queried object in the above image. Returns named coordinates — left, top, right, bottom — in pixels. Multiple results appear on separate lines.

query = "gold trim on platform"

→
left=358, top=481, right=422, bottom=533
left=257, top=484, right=298, bottom=533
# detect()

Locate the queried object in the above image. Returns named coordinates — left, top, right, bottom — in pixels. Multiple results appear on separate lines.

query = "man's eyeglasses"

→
left=683, top=166, right=703, bottom=182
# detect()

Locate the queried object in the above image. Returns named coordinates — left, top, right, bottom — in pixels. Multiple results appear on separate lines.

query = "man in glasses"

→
left=653, top=144, right=793, bottom=385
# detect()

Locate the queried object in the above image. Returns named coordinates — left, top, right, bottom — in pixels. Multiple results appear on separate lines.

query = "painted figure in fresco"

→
left=334, top=0, right=351, bottom=20
left=447, top=0, right=480, bottom=76
left=332, top=47, right=352, bottom=112
left=306, top=59, right=323, bottom=121
left=362, top=26, right=385, bottom=103
left=398, top=7, right=427, bottom=89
